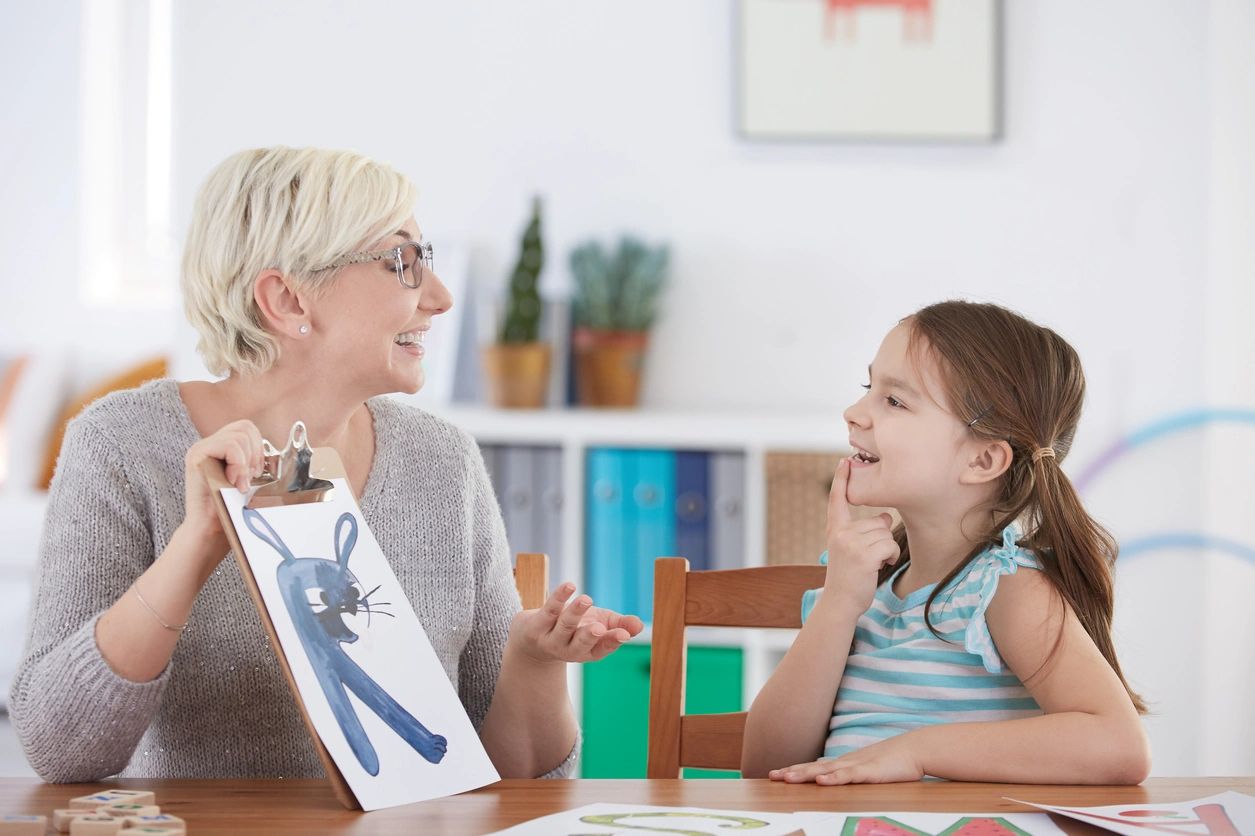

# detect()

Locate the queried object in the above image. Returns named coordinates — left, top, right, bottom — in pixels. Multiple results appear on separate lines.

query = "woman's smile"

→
left=392, top=327, right=427, bottom=358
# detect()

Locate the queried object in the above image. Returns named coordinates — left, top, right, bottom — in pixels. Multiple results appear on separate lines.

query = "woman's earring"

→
left=299, top=324, right=310, bottom=335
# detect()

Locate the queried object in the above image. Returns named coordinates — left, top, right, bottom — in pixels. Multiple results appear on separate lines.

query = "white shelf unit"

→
left=420, top=404, right=847, bottom=723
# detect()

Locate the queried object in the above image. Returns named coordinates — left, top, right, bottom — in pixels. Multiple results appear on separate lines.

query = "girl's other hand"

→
left=509, top=583, right=645, bottom=666
left=768, top=734, right=923, bottom=785
left=822, top=458, right=901, bottom=615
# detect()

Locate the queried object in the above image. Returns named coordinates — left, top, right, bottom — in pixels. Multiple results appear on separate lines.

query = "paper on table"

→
left=802, top=810, right=1066, bottom=835
left=485, top=802, right=841, bottom=835
left=223, top=480, right=499, bottom=810
left=1007, top=791, right=1255, bottom=836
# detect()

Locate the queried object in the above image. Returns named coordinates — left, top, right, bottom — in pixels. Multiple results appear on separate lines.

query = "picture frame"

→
left=737, top=0, right=1002, bottom=142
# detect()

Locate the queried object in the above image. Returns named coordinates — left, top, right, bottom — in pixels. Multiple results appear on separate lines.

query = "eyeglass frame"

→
left=316, top=240, right=433, bottom=289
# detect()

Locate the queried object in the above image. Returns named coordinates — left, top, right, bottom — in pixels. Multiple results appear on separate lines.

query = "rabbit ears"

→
left=334, top=511, right=357, bottom=569
left=243, top=508, right=296, bottom=564
left=242, top=508, right=358, bottom=570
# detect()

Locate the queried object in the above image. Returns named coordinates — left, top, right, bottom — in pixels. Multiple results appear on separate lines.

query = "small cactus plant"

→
left=569, top=236, right=668, bottom=332
left=499, top=196, right=545, bottom=344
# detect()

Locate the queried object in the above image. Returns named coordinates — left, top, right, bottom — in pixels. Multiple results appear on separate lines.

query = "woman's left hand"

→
left=768, top=735, right=924, bottom=785
left=509, top=583, right=644, bottom=665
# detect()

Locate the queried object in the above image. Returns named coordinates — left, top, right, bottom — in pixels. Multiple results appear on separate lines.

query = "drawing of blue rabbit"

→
left=243, top=508, right=448, bottom=775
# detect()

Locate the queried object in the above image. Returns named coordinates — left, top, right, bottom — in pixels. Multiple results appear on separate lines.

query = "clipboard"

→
left=200, top=421, right=360, bottom=810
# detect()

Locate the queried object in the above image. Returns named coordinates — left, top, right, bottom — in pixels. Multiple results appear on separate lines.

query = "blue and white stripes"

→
left=801, top=526, right=1043, bottom=759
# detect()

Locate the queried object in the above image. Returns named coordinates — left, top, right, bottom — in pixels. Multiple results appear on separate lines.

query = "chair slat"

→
left=685, top=565, right=826, bottom=628
left=513, top=553, right=550, bottom=611
left=679, top=712, right=748, bottom=771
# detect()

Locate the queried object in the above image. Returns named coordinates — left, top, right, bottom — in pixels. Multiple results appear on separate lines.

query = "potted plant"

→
left=569, top=236, right=669, bottom=408
left=482, top=197, right=550, bottom=408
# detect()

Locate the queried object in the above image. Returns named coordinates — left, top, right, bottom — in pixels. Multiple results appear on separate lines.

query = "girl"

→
left=741, top=300, right=1150, bottom=785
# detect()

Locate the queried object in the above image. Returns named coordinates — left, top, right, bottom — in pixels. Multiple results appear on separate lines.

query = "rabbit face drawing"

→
left=243, top=508, right=448, bottom=775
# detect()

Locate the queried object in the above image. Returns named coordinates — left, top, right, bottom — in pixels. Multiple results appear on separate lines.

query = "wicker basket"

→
left=764, top=451, right=897, bottom=565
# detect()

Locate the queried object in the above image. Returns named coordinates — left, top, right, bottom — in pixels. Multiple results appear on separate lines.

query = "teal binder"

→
left=628, top=449, right=675, bottom=622
left=585, top=448, right=627, bottom=612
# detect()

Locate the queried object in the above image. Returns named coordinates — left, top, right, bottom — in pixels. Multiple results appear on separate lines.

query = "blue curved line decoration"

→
left=1073, top=408, right=1255, bottom=567
left=1074, top=408, right=1255, bottom=493
left=1120, top=532, right=1255, bottom=566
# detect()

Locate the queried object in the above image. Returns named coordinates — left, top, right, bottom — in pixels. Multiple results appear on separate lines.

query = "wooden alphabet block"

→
left=53, top=809, right=94, bottom=831
left=100, top=790, right=156, bottom=806
left=69, top=815, right=124, bottom=835
left=70, top=793, right=127, bottom=811
left=70, top=790, right=155, bottom=810
left=118, top=828, right=182, bottom=835
left=123, top=813, right=184, bottom=832
left=0, top=814, right=46, bottom=836
left=96, top=803, right=161, bottom=819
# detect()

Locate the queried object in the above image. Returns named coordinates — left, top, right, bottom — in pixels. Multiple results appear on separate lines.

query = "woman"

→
left=9, top=146, right=641, bottom=782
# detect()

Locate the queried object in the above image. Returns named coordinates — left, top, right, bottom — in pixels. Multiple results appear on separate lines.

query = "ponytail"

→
left=1025, top=455, right=1147, bottom=713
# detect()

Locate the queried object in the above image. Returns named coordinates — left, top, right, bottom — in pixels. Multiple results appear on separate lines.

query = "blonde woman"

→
left=10, top=147, right=642, bottom=782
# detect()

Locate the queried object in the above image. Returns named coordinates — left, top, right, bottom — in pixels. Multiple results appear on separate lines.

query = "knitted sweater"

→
left=9, top=379, right=576, bottom=781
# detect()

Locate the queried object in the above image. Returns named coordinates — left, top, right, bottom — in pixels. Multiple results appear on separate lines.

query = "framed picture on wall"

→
left=737, top=0, right=1002, bottom=142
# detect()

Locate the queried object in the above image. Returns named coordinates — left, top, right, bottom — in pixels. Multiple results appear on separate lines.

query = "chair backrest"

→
left=646, top=557, right=827, bottom=778
left=513, top=552, right=550, bottom=610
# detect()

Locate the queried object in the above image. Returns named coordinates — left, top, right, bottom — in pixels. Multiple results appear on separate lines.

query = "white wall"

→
left=4, top=0, right=1249, bottom=776
left=1202, top=0, right=1255, bottom=776
left=0, top=0, right=173, bottom=381
left=170, top=1, right=1209, bottom=423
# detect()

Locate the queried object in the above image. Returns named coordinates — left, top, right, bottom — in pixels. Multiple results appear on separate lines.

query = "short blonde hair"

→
left=182, top=147, right=417, bottom=377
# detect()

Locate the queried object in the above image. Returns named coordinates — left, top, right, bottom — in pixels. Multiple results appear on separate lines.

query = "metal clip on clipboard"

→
left=245, top=420, right=335, bottom=509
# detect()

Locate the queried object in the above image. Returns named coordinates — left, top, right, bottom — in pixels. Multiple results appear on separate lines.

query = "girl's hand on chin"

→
left=509, top=583, right=644, bottom=665
left=822, top=457, right=901, bottom=615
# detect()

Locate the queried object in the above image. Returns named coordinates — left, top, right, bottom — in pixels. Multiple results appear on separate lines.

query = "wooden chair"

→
left=646, top=557, right=827, bottom=778
left=513, top=552, right=550, bottom=610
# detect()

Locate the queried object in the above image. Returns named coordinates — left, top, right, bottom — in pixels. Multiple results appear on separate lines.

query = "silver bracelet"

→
left=134, top=587, right=188, bottom=632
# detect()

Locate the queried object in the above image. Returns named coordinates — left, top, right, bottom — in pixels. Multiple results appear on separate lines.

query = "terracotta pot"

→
left=482, top=343, right=551, bottom=409
left=573, top=328, right=649, bottom=408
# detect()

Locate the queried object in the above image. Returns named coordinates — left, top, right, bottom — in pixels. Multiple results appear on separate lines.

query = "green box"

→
left=581, top=644, right=743, bottom=778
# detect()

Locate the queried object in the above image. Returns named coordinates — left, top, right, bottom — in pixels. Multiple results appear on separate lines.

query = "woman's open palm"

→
left=511, top=583, right=644, bottom=664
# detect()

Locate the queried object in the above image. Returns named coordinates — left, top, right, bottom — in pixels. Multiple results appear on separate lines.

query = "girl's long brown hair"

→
left=881, top=300, right=1145, bottom=713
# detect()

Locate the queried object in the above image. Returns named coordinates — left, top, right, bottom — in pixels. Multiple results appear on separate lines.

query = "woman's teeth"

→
left=394, top=331, right=424, bottom=346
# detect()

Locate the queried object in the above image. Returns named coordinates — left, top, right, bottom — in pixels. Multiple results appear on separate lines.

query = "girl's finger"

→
left=828, top=458, right=853, bottom=525
left=818, top=764, right=865, bottom=785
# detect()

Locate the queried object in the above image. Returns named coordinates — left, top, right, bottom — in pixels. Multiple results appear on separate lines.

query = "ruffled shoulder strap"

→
left=800, top=551, right=828, bottom=623
left=963, top=525, right=1042, bottom=673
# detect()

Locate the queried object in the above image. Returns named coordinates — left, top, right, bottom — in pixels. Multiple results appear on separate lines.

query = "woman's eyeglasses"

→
left=318, top=240, right=433, bottom=289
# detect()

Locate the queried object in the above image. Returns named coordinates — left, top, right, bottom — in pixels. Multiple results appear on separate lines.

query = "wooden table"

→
left=1, top=777, right=1250, bottom=834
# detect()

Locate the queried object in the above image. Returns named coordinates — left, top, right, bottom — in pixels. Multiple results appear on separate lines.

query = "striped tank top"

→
left=800, top=525, right=1043, bottom=759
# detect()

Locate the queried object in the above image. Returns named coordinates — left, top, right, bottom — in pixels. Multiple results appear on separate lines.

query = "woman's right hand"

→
left=821, top=458, right=901, bottom=616
left=179, top=419, right=266, bottom=569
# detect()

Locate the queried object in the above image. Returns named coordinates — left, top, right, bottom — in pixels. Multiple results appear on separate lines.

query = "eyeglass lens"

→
left=394, top=241, right=433, bottom=289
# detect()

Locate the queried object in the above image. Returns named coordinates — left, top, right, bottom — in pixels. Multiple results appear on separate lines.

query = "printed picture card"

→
left=223, top=479, right=499, bottom=809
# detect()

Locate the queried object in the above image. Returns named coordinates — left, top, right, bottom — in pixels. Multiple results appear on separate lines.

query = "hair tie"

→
left=1032, top=447, right=1056, bottom=464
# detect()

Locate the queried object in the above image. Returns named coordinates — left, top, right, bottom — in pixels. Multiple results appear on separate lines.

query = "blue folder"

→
left=674, top=451, right=710, bottom=572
